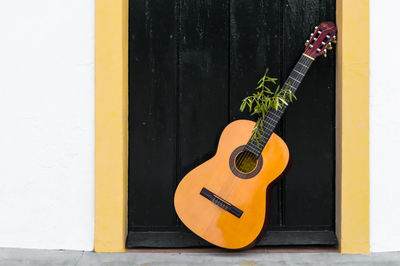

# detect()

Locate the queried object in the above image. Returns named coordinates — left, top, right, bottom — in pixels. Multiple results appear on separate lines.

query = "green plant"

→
left=240, top=68, right=297, bottom=145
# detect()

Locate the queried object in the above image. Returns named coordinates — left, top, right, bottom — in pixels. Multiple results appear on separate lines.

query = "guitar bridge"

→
left=200, top=188, right=243, bottom=218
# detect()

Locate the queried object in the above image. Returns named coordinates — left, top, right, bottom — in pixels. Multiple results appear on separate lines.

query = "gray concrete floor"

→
left=1, top=247, right=400, bottom=266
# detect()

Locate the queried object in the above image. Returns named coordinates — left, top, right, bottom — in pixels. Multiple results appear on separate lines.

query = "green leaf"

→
left=265, top=87, right=272, bottom=94
left=266, top=77, right=278, bottom=84
left=261, top=104, right=265, bottom=118
left=275, top=99, right=282, bottom=110
left=275, top=85, right=280, bottom=94
left=240, top=66, right=299, bottom=147
left=280, top=98, right=288, bottom=105
left=240, top=101, right=246, bottom=112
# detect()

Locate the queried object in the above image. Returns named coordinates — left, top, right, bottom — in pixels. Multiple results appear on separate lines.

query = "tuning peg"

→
left=327, top=42, right=333, bottom=50
left=331, top=35, right=337, bottom=44
left=305, top=40, right=309, bottom=46
left=314, top=26, right=318, bottom=30
left=323, top=49, right=327, bottom=58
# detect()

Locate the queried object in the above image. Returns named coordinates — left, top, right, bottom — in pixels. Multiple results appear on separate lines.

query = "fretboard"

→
left=245, top=54, right=314, bottom=157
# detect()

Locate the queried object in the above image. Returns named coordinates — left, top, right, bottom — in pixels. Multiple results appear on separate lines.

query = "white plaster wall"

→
left=0, top=0, right=398, bottom=254
left=370, top=0, right=400, bottom=252
left=0, top=1, right=94, bottom=250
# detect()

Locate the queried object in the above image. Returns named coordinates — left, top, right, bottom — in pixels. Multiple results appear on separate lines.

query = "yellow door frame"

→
left=335, top=0, right=369, bottom=254
left=94, top=0, right=369, bottom=253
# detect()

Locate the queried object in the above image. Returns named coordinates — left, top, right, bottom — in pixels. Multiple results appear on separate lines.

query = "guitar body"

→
left=174, top=120, right=289, bottom=249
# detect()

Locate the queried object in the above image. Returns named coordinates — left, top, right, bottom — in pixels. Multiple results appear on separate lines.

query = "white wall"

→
left=0, top=0, right=398, bottom=253
left=370, top=0, right=400, bottom=252
left=0, top=1, right=94, bottom=250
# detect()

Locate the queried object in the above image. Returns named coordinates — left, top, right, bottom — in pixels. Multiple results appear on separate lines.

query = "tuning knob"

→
left=327, top=42, right=333, bottom=50
left=305, top=40, right=310, bottom=46
left=331, top=35, right=337, bottom=44
left=314, top=26, right=318, bottom=30
left=323, top=49, right=328, bottom=58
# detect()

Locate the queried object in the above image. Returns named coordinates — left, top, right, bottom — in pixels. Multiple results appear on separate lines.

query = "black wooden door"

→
left=127, top=0, right=336, bottom=248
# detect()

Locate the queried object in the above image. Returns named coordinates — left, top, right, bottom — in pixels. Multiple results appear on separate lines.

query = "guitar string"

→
left=237, top=55, right=314, bottom=169
left=236, top=57, right=313, bottom=171
left=250, top=55, right=313, bottom=152
left=236, top=55, right=313, bottom=172
left=249, top=55, right=312, bottom=152
left=249, top=55, right=311, bottom=152
left=236, top=56, right=312, bottom=171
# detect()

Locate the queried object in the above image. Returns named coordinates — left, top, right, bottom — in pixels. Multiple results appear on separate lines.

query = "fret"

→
left=296, top=64, right=308, bottom=71
left=266, top=117, right=279, bottom=124
left=249, top=142, right=261, bottom=153
left=247, top=142, right=260, bottom=151
left=245, top=144, right=260, bottom=154
left=293, top=69, right=304, bottom=76
left=284, top=83, right=298, bottom=91
left=261, top=120, right=276, bottom=131
left=248, top=140, right=267, bottom=152
left=273, top=108, right=285, bottom=115
left=244, top=54, right=314, bottom=157
left=289, top=76, right=301, bottom=84
left=269, top=111, right=281, bottom=119
left=247, top=130, right=272, bottom=147
left=298, top=63, right=308, bottom=69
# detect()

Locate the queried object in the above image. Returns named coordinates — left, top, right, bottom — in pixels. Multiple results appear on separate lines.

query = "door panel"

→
left=128, top=0, right=178, bottom=230
left=229, top=0, right=283, bottom=228
left=128, top=0, right=336, bottom=248
left=178, top=0, right=230, bottom=182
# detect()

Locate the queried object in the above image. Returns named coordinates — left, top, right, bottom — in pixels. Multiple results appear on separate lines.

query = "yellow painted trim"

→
left=94, top=0, right=370, bottom=254
left=302, top=53, right=315, bottom=60
left=95, top=0, right=129, bottom=252
left=336, top=0, right=370, bottom=254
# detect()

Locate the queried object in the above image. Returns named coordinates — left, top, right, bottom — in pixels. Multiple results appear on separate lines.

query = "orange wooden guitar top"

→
left=174, top=119, right=289, bottom=249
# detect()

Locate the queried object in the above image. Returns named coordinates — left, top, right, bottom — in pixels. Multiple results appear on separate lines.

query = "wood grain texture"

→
left=128, top=0, right=337, bottom=248
left=128, top=0, right=178, bottom=229
left=178, top=0, right=230, bottom=178
left=174, top=120, right=289, bottom=249
left=229, top=0, right=283, bottom=228
left=282, top=0, right=336, bottom=228
left=126, top=231, right=337, bottom=248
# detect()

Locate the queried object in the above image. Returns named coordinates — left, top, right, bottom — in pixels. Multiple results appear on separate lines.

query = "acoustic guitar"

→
left=174, top=22, right=337, bottom=249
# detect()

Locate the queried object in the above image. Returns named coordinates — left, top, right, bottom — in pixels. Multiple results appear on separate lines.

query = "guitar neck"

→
left=245, top=54, right=315, bottom=157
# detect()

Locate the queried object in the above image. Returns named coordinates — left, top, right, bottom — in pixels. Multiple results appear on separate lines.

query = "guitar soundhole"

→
left=229, top=145, right=263, bottom=179
left=234, top=151, right=258, bottom=174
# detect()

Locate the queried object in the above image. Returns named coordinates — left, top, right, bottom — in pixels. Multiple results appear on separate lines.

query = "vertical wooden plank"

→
left=178, top=0, right=230, bottom=178
left=229, top=0, right=282, bottom=228
left=282, top=0, right=336, bottom=228
left=128, top=0, right=178, bottom=229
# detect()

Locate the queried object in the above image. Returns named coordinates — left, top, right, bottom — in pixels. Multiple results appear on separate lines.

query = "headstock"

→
left=304, top=22, right=337, bottom=59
